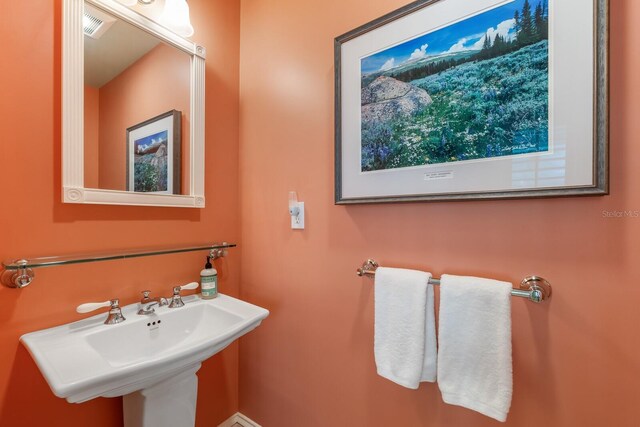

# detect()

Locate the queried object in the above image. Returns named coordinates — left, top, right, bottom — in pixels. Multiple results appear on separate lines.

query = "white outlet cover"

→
left=291, top=202, right=304, bottom=229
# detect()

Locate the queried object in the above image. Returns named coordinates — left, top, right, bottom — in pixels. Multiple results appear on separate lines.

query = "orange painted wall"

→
left=84, top=85, right=100, bottom=189
left=0, top=0, right=240, bottom=426
left=98, top=43, right=191, bottom=193
left=238, top=0, right=640, bottom=426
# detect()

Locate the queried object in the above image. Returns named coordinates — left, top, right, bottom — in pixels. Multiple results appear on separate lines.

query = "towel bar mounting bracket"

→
left=519, top=276, right=551, bottom=303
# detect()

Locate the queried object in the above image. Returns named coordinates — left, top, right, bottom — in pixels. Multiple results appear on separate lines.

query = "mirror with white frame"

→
left=63, top=0, right=206, bottom=208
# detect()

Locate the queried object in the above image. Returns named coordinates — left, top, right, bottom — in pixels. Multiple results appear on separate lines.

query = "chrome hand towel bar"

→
left=356, top=259, right=551, bottom=303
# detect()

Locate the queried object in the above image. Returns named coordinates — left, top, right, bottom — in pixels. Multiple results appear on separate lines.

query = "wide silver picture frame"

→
left=334, top=0, right=608, bottom=204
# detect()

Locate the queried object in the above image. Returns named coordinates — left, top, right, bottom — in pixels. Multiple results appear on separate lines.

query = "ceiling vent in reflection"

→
left=84, top=4, right=116, bottom=39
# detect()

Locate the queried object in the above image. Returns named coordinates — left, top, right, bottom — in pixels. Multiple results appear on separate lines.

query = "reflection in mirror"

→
left=83, top=2, right=191, bottom=195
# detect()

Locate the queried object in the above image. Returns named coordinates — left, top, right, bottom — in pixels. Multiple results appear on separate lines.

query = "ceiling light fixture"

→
left=117, top=0, right=194, bottom=38
left=160, top=0, right=194, bottom=37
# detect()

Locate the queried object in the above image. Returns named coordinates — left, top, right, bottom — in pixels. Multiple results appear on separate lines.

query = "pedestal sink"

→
left=20, top=294, right=269, bottom=427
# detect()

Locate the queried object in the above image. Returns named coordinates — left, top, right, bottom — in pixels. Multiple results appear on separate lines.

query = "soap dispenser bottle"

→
left=200, top=256, right=218, bottom=299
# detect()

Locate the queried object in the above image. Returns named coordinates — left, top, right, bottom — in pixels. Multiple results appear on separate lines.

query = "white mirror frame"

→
left=62, top=0, right=206, bottom=208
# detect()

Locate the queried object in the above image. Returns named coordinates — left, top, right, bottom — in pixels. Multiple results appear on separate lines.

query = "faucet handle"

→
left=76, top=299, right=126, bottom=325
left=141, top=290, right=152, bottom=302
left=168, top=282, right=199, bottom=308
left=77, top=300, right=112, bottom=313
left=178, top=282, right=199, bottom=291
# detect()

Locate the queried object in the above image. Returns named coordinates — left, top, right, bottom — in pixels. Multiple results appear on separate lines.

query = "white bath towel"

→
left=374, top=267, right=436, bottom=389
left=437, top=274, right=513, bottom=422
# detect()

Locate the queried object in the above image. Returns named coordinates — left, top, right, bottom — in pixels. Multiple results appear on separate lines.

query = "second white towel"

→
left=374, top=267, right=436, bottom=389
left=437, top=274, right=513, bottom=422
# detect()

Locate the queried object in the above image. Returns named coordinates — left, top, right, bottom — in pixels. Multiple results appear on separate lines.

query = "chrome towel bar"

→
left=356, top=259, right=551, bottom=303
left=1, top=243, right=235, bottom=289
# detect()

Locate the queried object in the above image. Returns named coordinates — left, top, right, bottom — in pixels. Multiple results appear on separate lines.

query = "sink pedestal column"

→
left=123, top=363, right=201, bottom=427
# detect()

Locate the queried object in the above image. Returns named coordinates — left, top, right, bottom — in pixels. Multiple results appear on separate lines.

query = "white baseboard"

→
left=218, top=412, right=262, bottom=427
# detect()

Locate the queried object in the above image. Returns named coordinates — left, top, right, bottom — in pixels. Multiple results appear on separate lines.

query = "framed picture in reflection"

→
left=126, top=110, right=181, bottom=194
left=334, top=0, right=608, bottom=204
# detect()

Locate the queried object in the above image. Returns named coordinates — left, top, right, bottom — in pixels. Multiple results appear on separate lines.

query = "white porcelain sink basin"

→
left=21, top=293, right=268, bottom=426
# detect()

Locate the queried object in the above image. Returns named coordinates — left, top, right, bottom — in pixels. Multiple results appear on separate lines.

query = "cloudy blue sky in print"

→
left=361, top=0, right=530, bottom=74
left=134, top=130, right=168, bottom=154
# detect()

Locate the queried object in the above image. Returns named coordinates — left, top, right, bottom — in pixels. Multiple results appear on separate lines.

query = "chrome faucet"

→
left=137, top=282, right=199, bottom=315
left=76, top=299, right=126, bottom=325
left=138, top=291, right=168, bottom=315
left=168, top=282, right=200, bottom=308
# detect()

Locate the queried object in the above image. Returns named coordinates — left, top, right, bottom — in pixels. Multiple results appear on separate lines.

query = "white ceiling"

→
left=84, top=14, right=162, bottom=88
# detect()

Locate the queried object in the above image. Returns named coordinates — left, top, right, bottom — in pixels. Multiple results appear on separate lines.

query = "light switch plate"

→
left=291, top=202, right=304, bottom=229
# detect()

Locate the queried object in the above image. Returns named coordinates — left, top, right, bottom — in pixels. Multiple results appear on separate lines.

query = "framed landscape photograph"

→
left=335, top=0, right=608, bottom=203
left=126, top=110, right=182, bottom=194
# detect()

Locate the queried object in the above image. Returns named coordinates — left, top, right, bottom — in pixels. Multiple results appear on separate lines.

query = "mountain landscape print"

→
left=133, top=130, right=169, bottom=192
left=360, top=0, right=549, bottom=172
